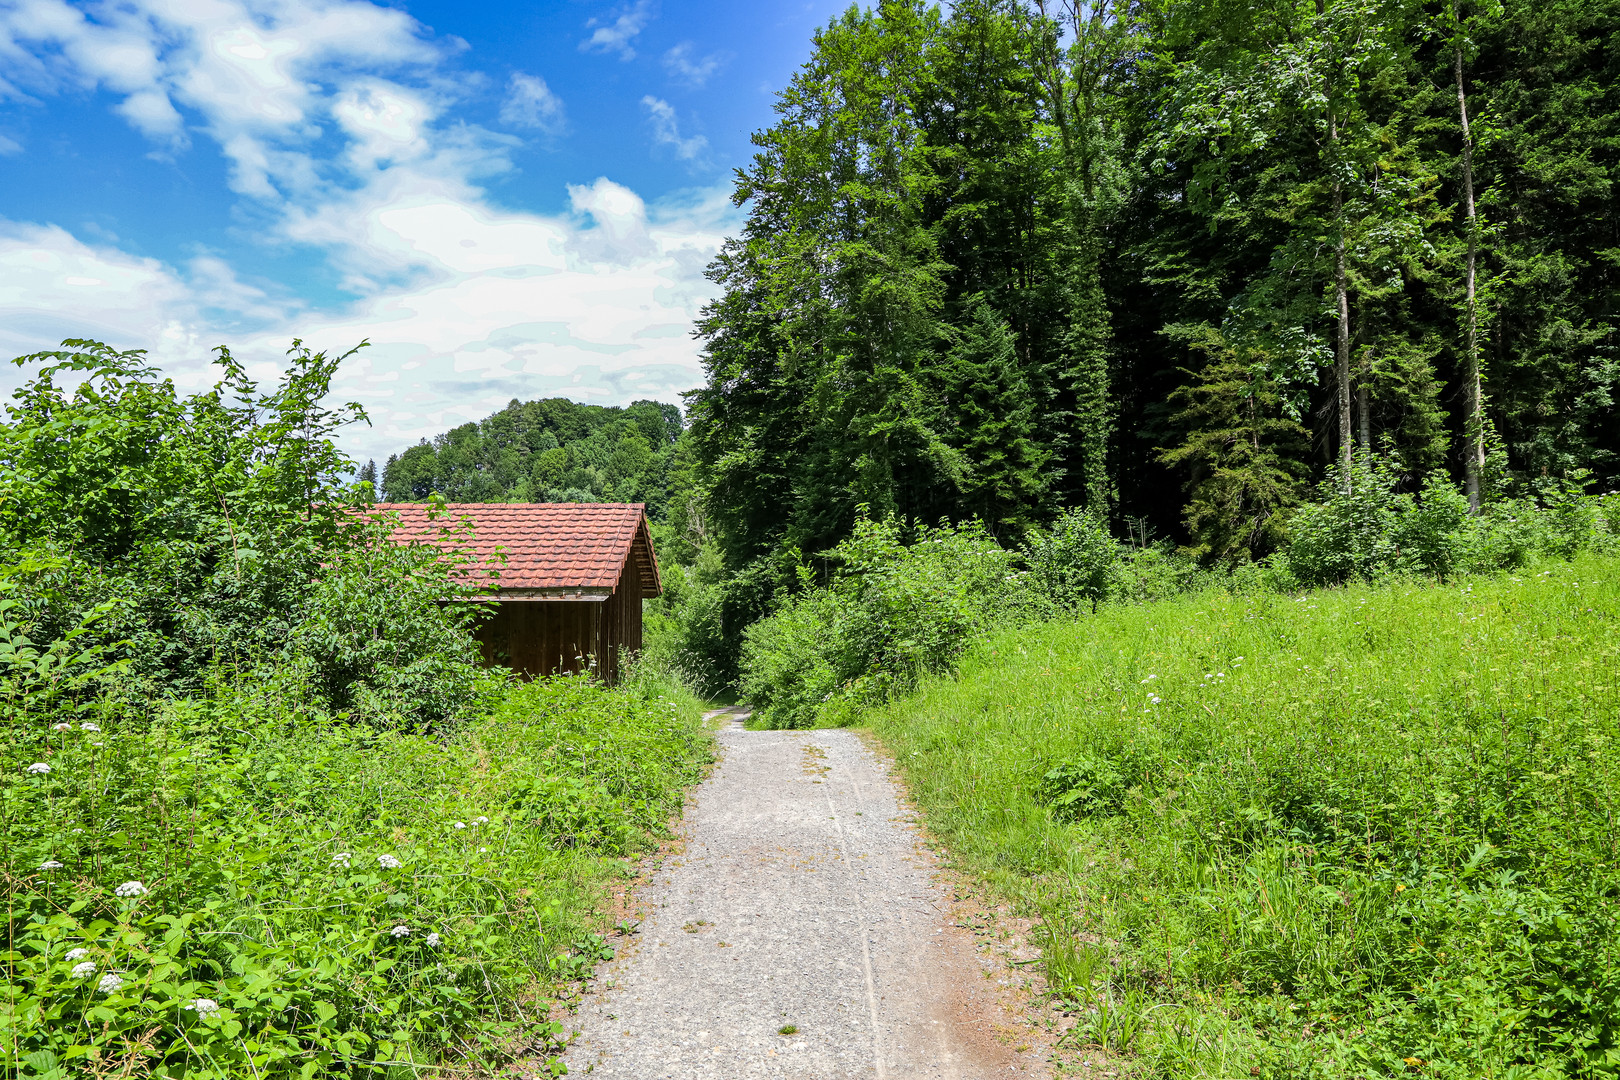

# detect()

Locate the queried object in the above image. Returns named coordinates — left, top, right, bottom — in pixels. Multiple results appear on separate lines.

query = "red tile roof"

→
left=374, top=503, right=661, bottom=597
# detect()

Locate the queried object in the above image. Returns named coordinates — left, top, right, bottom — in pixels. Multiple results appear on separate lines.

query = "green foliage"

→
left=0, top=340, right=498, bottom=734
left=1022, top=508, right=1123, bottom=613
left=687, top=0, right=1618, bottom=595
left=380, top=396, right=683, bottom=512
left=739, top=516, right=1018, bottom=729
left=0, top=337, right=714, bottom=1076
left=1158, top=333, right=1311, bottom=562
left=0, top=661, right=711, bottom=1078
left=871, top=554, right=1620, bottom=1077
left=1284, top=457, right=1613, bottom=587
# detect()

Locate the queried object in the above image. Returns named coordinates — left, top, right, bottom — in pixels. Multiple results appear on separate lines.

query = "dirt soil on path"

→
left=562, top=711, right=1054, bottom=1079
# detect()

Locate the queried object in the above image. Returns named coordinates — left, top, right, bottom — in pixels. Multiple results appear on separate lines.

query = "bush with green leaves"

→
left=740, top=516, right=1018, bottom=728
left=0, top=340, right=501, bottom=732
left=1, top=652, right=710, bottom=1078
left=1284, top=456, right=1612, bottom=587
left=1021, top=508, right=1124, bottom=612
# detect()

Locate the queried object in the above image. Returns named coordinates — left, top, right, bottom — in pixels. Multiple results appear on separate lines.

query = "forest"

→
left=686, top=0, right=1616, bottom=564
left=374, top=397, right=684, bottom=508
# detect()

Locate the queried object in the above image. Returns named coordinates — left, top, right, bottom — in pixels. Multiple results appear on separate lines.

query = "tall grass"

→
left=3, top=671, right=712, bottom=1079
left=868, top=554, right=1620, bottom=1078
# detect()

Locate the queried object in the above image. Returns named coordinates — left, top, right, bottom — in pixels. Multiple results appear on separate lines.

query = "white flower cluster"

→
left=472, top=816, right=489, bottom=826
left=52, top=723, right=72, bottom=732
left=98, top=973, right=123, bottom=994
left=66, top=948, right=90, bottom=962
left=377, top=854, right=401, bottom=869
left=453, top=821, right=466, bottom=830
left=38, top=860, right=63, bottom=870
left=114, top=881, right=147, bottom=898
left=330, top=852, right=352, bottom=869
left=189, top=998, right=221, bottom=1016
left=25, top=763, right=50, bottom=775
left=71, top=961, right=97, bottom=978
left=390, top=925, right=411, bottom=938
left=81, top=723, right=101, bottom=733
left=425, top=933, right=441, bottom=947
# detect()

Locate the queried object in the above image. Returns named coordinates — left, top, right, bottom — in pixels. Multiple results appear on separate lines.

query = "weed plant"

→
left=2, top=668, right=710, bottom=1078
left=868, top=554, right=1620, bottom=1077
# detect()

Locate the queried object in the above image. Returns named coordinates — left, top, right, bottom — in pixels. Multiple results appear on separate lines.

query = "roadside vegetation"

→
left=0, top=341, right=711, bottom=1079
left=869, top=556, right=1620, bottom=1077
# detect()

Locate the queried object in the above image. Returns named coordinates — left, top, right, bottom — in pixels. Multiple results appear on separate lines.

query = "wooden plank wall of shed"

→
left=596, top=566, right=642, bottom=684
left=472, top=550, right=643, bottom=683
left=474, top=600, right=596, bottom=679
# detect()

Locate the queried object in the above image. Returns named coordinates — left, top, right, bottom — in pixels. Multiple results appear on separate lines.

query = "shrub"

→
left=1282, top=458, right=1407, bottom=586
left=0, top=658, right=711, bottom=1078
left=740, top=516, right=1017, bottom=728
left=1022, top=508, right=1124, bottom=612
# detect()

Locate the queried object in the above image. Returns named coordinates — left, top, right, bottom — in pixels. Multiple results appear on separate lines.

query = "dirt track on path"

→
left=562, top=711, right=1051, bottom=1079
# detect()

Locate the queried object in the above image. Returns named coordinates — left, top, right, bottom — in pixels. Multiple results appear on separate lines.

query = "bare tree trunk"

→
left=1334, top=178, right=1353, bottom=489
left=1455, top=15, right=1484, bottom=512
left=1318, top=0, right=1353, bottom=492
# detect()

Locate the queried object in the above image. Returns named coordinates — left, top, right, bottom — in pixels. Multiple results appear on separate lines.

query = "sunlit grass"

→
left=868, top=554, right=1620, bottom=1078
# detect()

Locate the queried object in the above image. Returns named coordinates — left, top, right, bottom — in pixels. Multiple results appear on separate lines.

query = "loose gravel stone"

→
left=564, top=713, right=1045, bottom=1079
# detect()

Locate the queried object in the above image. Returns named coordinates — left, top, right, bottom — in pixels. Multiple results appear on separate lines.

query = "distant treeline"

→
left=373, top=397, right=685, bottom=512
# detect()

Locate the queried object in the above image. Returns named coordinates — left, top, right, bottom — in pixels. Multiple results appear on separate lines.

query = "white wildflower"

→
left=390, top=925, right=410, bottom=938
left=25, top=763, right=50, bottom=775
left=71, top=828, right=84, bottom=834
left=38, top=860, right=63, bottom=870
left=114, top=881, right=147, bottom=898
left=72, top=961, right=97, bottom=978
left=330, top=852, right=352, bottom=868
left=52, top=723, right=72, bottom=732
left=453, top=822, right=466, bottom=830
left=378, top=854, right=401, bottom=869
left=66, top=948, right=90, bottom=962
left=188, top=998, right=221, bottom=1016
left=425, top=933, right=441, bottom=947
left=80, top=723, right=101, bottom=733
left=478, top=846, right=487, bottom=853
left=98, top=973, right=123, bottom=994
left=473, top=816, right=489, bottom=825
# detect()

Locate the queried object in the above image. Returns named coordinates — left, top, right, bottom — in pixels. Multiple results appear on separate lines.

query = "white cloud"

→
left=662, top=42, right=725, bottom=88
left=0, top=220, right=291, bottom=385
left=640, top=95, right=706, bottom=161
left=499, top=72, right=564, bottom=134
left=0, top=181, right=736, bottom=464
left=579, top=0, right=653, bottom=62
left=0, top=133, right=20, bottom=155
left=0, top=0, right=735, bottom=466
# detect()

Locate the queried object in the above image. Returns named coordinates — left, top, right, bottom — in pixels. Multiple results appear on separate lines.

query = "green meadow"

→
left=869, top=554, right=1620, bottom=1078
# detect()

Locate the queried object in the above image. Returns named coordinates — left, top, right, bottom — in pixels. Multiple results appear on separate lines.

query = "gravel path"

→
left=563, top=711, right=1046, bottom=1079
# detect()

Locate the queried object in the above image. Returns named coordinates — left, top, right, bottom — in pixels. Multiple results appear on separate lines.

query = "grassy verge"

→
left=866, top=553, right=1620, bottom=1078
left=3, top=670, right=713, bottom=1079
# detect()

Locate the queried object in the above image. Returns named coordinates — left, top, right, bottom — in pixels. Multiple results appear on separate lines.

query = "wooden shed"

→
left=383, top=503, right=662, bottom=684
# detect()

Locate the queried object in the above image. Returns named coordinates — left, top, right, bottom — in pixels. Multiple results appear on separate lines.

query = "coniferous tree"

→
left=941, top=298, right=1049, bottom=532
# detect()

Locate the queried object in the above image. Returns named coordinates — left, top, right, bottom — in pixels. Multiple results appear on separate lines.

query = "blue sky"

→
left=0, top=0, right=851, bottom=464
